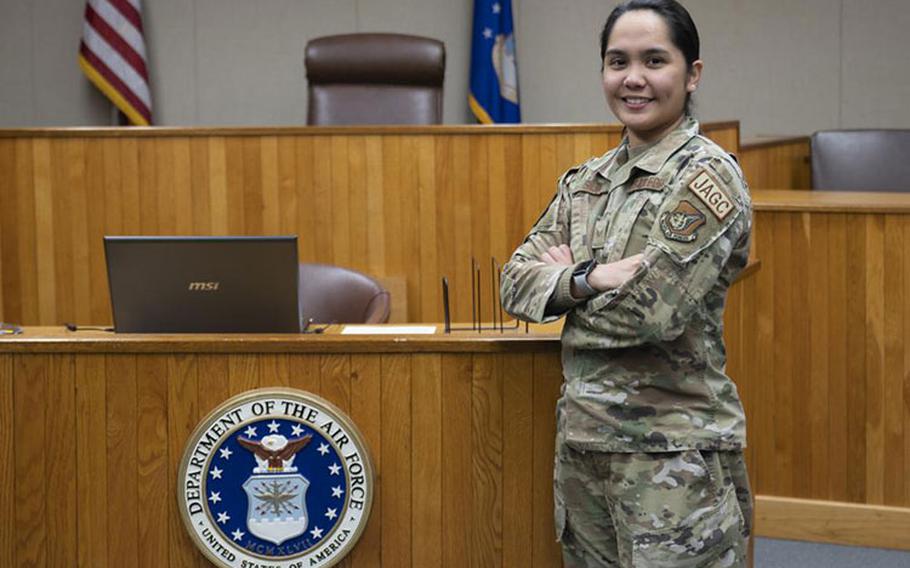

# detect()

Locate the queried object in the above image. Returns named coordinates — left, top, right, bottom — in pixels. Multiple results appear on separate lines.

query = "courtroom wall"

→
left=521, top=0, right=910, bottom=136
left=1, top=0, right=909, bottom=137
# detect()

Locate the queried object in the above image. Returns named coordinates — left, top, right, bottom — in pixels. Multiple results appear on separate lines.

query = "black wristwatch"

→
left=572, top=259, right=598, bottom=298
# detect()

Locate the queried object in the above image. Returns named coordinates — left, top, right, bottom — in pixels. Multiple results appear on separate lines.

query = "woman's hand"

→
left=540, top=246, right=645, bottom=294
left=588, top=253, right=645, bottom=291
left=540, top=244, right=574, bottom=266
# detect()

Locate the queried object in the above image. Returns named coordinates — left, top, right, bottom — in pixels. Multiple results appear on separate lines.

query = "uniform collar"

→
left=599, top=115, right=700, bottom=189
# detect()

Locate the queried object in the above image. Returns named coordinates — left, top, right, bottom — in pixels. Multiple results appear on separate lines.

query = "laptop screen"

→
left=104, top=236, right=301, bottom=333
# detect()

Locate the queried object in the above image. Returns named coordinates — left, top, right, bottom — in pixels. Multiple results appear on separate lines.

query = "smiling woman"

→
left=500, top=1, right=754, bottom=566
left=601, top=7, right=702, bottom=146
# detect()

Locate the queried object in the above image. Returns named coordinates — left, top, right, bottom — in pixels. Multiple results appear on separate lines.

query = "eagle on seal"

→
left=237, top=433, right=312, bottom=471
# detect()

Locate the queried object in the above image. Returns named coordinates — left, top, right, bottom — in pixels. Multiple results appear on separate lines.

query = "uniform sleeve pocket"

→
left=629, top=485, right=745, bottom=568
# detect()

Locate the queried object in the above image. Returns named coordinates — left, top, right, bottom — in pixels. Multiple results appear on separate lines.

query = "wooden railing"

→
left=739, top=136, right=811, bottom=190
left=723, top=189, right=910, bottom=549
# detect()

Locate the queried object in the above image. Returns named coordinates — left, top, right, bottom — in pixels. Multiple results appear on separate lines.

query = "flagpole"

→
left=110, top=104, right=131, bottom=126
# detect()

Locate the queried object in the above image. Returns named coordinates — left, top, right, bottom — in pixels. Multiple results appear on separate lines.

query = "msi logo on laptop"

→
left=188, top=281, right=220, bottom=291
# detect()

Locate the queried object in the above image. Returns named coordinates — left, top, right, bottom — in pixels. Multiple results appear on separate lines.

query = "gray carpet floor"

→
left=755, top=538, right=910, bottom=567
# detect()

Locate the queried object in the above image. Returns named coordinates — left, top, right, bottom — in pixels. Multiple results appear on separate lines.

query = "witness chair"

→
left=304, top=33, right=445, bottom=125
left=811, top=129, right=910, bottom=191
left=299, top=263, right=390, bottom=325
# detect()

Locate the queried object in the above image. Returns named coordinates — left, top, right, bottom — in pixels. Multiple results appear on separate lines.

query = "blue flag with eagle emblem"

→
left=469, top=0, right=521, bottom=123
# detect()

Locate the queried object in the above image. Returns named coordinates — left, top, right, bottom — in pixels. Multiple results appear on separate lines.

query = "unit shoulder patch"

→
left=686, top=167, right=737, bottom=220
left=659, top=200, right=706, bottom=242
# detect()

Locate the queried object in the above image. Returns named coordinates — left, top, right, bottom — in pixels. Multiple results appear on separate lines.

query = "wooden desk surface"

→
left=0, top=121, right=741, bottom=138
left=740, top=135, right=810, bottom=150
left=0, top=324, right=562, bottom=354
left=753, top=189, right=910, bottom=213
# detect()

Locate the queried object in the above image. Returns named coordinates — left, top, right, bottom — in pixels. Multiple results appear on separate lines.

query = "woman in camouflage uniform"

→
left=501, top=1, right=753, bottom=566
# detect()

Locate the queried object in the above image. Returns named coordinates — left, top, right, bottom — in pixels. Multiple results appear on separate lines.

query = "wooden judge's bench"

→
left=0, top=260, right=763, bottom=567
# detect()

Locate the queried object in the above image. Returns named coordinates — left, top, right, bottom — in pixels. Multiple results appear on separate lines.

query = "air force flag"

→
left=469, top=0, right=521, bottom=124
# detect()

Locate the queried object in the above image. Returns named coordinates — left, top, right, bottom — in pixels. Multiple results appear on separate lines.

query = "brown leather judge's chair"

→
left=298, top=263, right=390, bottom=325
left=811, top=129, right=910, bottom=191
left=304, top=33, right=445, bottom=125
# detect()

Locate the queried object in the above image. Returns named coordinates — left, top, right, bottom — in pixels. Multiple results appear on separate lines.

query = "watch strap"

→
left=572, top=260, right=598, bottom=297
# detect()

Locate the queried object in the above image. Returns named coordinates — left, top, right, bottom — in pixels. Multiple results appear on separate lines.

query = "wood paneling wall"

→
left=0, top=343, right=565, bottom=567
left=748, top=207, right=910, bottom=507
left=739, top=137, right=811, bottom=190
left=0, top=123, right=739, bottom=326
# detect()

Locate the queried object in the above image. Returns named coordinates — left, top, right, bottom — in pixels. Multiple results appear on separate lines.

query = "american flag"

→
left=78, top=0, right=153, bottom=126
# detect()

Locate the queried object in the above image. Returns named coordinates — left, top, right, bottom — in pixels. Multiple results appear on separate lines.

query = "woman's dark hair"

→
left=599, top=0, right=701, bottom=113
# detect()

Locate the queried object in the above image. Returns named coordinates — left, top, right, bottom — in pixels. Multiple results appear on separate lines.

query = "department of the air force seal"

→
left=178, top=388, right=373, bottom=568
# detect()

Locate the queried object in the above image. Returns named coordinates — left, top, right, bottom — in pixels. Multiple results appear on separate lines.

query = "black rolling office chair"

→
left=811, top=129, right=910, bottom=191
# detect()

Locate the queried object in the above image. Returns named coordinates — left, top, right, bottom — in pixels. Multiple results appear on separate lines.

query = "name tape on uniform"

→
left=687, top=169, right=735, bottom=220
left=629, top=175, right=666, bottom=193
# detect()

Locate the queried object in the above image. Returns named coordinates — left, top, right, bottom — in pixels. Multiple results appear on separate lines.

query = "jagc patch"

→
left=178, top=388, right=374, bottom=568
left=660, top=200, right=706, bottom=242
left=687, top=168, right=736, bottom=220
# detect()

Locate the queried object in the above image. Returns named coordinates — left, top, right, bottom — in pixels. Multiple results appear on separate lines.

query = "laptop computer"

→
left=104, top=236, right=301, bottom=333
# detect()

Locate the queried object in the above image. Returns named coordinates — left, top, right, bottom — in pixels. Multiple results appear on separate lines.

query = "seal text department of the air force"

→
left=178, top=388, right=374, bottom=568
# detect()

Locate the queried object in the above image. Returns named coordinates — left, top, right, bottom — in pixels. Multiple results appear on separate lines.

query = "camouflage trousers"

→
left=554, top=435, right=752, bottom=567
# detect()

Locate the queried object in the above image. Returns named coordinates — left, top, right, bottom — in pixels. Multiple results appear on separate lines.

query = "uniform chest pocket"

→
left=589, top=216, right=611, bottom=259
left=623, top=191, right=666, bottom=256
left=597, top=189, right=667, bottom=262
left=568, top=189, right=609, bottom=259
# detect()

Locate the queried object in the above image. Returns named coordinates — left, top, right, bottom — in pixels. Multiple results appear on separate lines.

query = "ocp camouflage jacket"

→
left=501, top=116, right=752, bottom=452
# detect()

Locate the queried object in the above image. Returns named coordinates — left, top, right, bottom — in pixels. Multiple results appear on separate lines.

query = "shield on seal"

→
left=242, top=473, right=310, bottom=545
